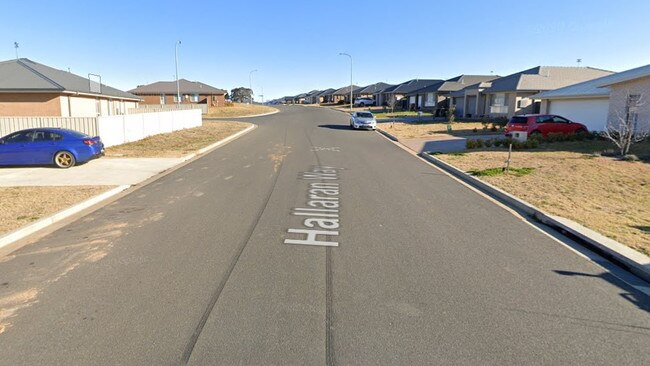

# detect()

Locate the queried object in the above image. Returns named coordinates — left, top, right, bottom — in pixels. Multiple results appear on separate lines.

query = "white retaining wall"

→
left=98, top=109, right=202, bottom=147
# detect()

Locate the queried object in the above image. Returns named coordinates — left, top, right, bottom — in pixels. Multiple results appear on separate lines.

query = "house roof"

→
left=356, top=82, right=394, bottom=95
left=483, top=66, right=612, bottom=94
left=332, top=85, right=362, bottom=95
left=0, top=58, right=140, bottom=100
left=532, top=64, right=649, bottom=100
left=130, top=79, right=226, bottom=95
left=316, top=88, right=336, bottom=96
left=407, top=75, right=498, bottom=96
left=387, top=79, right=443, bottom=95
left=305, top=89, right=321, bottom=97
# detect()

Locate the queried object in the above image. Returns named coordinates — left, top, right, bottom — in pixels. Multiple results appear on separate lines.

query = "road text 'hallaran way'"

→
left=285, top=166, right=341, bottom=247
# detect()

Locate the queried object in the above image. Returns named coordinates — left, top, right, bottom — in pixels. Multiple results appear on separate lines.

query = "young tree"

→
left=602, top=92, right=648, bottom=156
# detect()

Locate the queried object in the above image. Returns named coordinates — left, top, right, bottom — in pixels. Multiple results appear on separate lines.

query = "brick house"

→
left=129, top=79, right=227, bottom=107
left=0, top=58, right=140, bottom=117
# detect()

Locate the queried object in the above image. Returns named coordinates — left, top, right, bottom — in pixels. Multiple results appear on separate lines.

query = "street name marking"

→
left=284, top=166, right=341, bottom=247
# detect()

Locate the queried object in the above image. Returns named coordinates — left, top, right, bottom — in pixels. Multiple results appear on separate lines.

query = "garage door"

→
left=548, top=98, right=609, bottom=131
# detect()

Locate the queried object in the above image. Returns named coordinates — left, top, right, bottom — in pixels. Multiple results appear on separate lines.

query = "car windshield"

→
left=510, top=117, right=528, bottom=124
left=357, top=112, right=373, bottom=118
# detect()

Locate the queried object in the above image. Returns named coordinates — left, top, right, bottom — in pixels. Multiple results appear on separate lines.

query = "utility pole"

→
left=175, top=40, right=181, bottom=106
left=339, top=53, right=352, bottom=112
left=249, top=69, right=258, bottom=104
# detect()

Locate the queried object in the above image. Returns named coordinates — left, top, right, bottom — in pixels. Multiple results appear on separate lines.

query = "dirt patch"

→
left=437, top=150, right=650, bottom=255
left=105, top=121, right=251, bottom=158
left=380, top=121, right=502, bottom=139
left=0, top=186, right=110, bottom=235
left=206, top=103, right=277, bottom=118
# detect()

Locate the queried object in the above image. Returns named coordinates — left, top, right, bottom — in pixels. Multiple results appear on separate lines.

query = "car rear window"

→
left=509, top=117, right=528, bottom=124
left=63, top=129, right=91, bottom=138
left=357, top=112, right=373, bottom=118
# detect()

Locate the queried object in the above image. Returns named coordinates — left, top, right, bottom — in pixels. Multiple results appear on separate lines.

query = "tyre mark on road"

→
left=181, top=128, right=290, bottom=364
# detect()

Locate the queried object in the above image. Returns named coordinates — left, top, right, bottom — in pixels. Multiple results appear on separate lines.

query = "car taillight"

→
left=83, top=139, right=96, bottom=145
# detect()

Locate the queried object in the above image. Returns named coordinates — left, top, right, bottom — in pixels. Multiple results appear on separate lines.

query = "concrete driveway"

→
left=0, top=157, right=185, bottom=186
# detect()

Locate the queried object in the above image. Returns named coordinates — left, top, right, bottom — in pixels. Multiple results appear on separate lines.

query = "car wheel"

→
left=359, top=103, right=365, bottom=107
left=54, top=151, right=76, bottom=168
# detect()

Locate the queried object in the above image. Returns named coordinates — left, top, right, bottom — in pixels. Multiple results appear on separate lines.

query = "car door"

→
left=30, top=130, right=59, bottom=164
left=0, top=131, right=32, bottom=165
left=552, top=116, right=572, bottom=133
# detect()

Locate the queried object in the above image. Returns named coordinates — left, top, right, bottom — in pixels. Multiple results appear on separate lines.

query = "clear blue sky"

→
left=2, top=0, right=649, bottom=101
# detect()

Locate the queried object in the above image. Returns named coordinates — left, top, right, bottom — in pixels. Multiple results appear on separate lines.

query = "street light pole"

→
left=339, top=53, right=352, bottom=112
left=249, top=69, right=258, bottom=104
left=175, top=40, right=181, bottom=106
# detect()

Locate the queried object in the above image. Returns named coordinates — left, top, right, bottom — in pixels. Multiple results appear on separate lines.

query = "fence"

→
left=0, top=109, right=202, bottom=147
left=0, top=117, right=98, bottom=137
left=129, top=104, right=208, bottom=114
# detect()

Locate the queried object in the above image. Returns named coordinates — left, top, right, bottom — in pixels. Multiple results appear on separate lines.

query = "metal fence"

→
left=0, top=116, right=98, bottom=137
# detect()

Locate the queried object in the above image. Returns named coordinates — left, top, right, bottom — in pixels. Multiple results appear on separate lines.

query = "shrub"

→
left=490, top=124, right=498, bottom=132
left=466, top=139, right=478, bottom=149
left=622, top=154, right=640, bottom=161
left=475, top=139, right=484, bottom=148
left=493, top=139, right=503, bottom=147
left=472, top=128, right=478, bottom=133
left=524, top=139, right=539, bottom=149
left=512, top=141, right=526, bottom=150
left=483, top=139, right=493, bottom=147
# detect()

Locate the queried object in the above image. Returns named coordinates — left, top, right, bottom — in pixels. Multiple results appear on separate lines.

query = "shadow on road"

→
left=554, top=270, right=650, bottom=312
left=318, top=124, right=353, bottom=130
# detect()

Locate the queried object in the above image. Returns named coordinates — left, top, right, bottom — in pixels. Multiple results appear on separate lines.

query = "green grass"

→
left=468, top=167, right=535, bottom=177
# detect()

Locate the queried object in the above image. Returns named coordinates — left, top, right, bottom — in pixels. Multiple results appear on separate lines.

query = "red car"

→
left=504, top=114, right=588, bottom=138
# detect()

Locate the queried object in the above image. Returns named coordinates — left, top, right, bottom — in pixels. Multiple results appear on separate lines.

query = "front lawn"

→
left=379, top=121, right=504, bottom=139
left=205, top=103, right=277, bottom=118
left=436, top=140, right=650, bottom=255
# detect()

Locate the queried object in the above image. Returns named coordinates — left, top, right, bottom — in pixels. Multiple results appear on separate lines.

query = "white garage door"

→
left=548, top=98, right=610, bottom=132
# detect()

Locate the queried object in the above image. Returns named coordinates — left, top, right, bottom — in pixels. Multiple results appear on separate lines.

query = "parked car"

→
left=353, top=98, right=375, bottom=107
left=350, top=111, right=377, bottom=130
left=504, top=114, right=588, bottom=138
left=0, top=128, right=104, bottom=168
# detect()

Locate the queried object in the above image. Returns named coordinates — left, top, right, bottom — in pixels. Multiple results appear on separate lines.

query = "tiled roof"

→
left=532, top=64, right=649, bottom=99
left=0, top=58, right=140, bottom=100
left=130, top=79, right=226, bottom=95
left=484, top=66, right=612, bottom=93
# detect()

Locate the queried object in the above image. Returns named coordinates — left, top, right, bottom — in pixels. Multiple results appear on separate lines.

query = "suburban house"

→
left=293, top=93, right=308, bottom=104
left=406, top=75, right=497, bottom=115
left=332, top=85, right=361, bottom=104
left=129, top=79, right=226, bottom=107
left=534, top=64, right=650, bottom=131
left=0, top=58, right=140, bottom=117
left=482, top=66, right=612, bottom=118
left=447, top=80, right=497, bottom=118
left=303, top=90, right=321, bottom=104
left=355, top=82, right=393, bottom=100
left=316, top=88, right=336, bottom=104
left=375, top=79, right=442, bottom=109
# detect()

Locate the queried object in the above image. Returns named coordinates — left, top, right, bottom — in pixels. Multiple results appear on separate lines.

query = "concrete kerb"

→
left=0, top=123, right=258, bottom=253
left=204, top=109, right=279, bottom=119
left=419, top=152, right=650, bottom=283
left=376, top=128, right=399, bottom=142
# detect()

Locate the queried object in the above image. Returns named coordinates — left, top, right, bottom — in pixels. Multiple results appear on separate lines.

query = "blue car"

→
left=0, top=128, right=104, bottom=168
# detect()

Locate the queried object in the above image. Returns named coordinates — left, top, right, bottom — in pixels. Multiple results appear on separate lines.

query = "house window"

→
left=173, top=95, right=179, bottom=103
left=191, top=94, right=199, bottom=102
left=160, top=94, right=166, bottom=104
left=425, top=93, right=435, bottom=107
left=492, top=93, right=505, bottom=106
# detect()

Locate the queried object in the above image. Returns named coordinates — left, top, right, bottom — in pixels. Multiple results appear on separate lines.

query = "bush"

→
left=601, top=149, right=617, bottom=157
left=466, top=139, right=478, bottom=149
left=622, top=154, right=640, bottom=161
left=472, top=128, right=478, bottom=133
left=493, top=139, right=503, bottom=147
left=483, top=139, right=493, bottom=147
left=475, top=139, right=484, bottom=148
left=524, top=139, right=539, bottom=149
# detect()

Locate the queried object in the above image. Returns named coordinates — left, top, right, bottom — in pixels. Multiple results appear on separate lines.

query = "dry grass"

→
left=380, top=121, right=502, bottom=139
left=0, top=186, right=110, bottom=235
left=206, top=103, right=277, bottom=117
left=105, top=121, right=251, bottom=158
left=437, top=149, right=650, bottom=255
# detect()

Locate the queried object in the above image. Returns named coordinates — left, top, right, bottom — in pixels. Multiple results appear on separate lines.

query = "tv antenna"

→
left=576, top=58, right=582, bottom=66
left=14, top=42, right=19, bottom=59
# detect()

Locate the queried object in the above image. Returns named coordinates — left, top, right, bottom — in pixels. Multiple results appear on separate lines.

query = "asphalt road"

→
left=0, top=106, right=648, bottom=365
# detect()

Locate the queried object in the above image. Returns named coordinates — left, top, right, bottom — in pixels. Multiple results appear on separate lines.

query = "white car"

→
left=350, top=111, right=377, bottom=130
left=353, top=98, right=375, bottom=107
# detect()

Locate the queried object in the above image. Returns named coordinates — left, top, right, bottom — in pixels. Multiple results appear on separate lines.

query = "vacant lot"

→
left=380, top=121, right=503, bottom=139
left=0, top=186, right=110, bottom=235
left=206, top=103, right=277, bottom=118
left=106, top=121, right=251, bottom=158
left=437, top=141, right=650, bottom=255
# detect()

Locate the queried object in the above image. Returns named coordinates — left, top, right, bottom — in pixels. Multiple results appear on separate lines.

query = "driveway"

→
left=0, top=157, right=185, bottom=186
